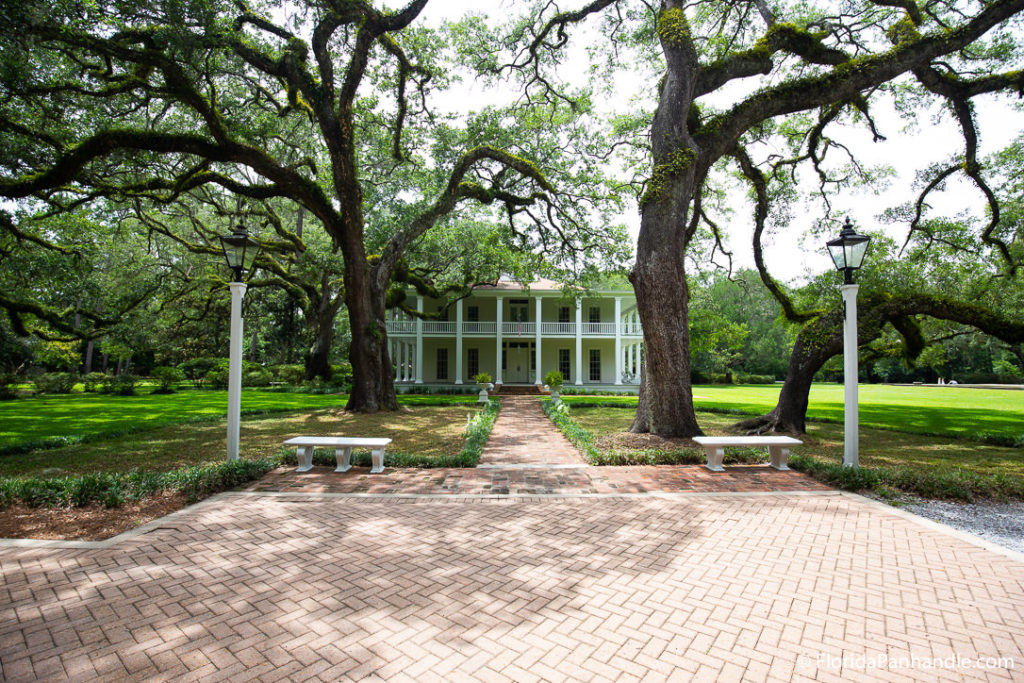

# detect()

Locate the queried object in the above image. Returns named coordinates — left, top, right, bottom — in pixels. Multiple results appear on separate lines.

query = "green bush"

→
left=180, top=357, right=222, bottom=387
left=734, top=373, right=776, bottom=385
left=151, top=366, right=184, bottom=393
left=243, top=364, right=273, bottom=387
left=82, top=372, right=107, bottom=393
left=205, top=366, right=229, bottom=389
left=270, top=364, right=306, bottom=384
left=543, top=370, right=564, bottom=388
left=473, top=372, right=492, bottom=384
left=34, top=372, right=76, bottom=395
left=330, top=362, right=353, bottom=381
left=101, top=374, right=138, bottom=396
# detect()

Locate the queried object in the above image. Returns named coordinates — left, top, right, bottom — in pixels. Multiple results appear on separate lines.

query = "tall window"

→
left=437, top=305, right=448, bottom=321
left=559, top=349, right=571, bottom=382
left=589, top=349, right=601, bottom=382
left=468, top=348, right=479, bottom=377
left=467, top=306, right=479, bottom=321
left=558, top=306, right=570, bottom=323
left=589, top=306, right=600, bottom=323
left=436, top=347, right=448, bottom=380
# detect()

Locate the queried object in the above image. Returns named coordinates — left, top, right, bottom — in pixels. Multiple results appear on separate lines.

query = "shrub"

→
left=734, top=373, right=776, bottom=385
left=151, top=366, right=184, bottom=393
left=34, top=372, right=76, bottom=395
left=205, top=366, right=229, bottom=389
left=82, top=372, right=107, bottom=393
left=103, top=374, right=138, bottom=396
left=243, top=364, right=273, bottom=387
left=474, top=372, right=492, bottom=384
left=543, top=370, right=564, bottom=388
left=180, top=357, right=222, bottom=387
left=270, top=364, right=306, bottom=384
left=330, top=362, right=353, bottom=382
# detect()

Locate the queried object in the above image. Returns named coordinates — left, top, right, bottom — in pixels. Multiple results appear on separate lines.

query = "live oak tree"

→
left=496, top=0, right=1024, bottom=436
left=0, top=0, right=626, bottom=411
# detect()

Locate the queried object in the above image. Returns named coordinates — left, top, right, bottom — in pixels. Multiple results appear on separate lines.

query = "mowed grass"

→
left=566, top=384, right=1024, bottom=441
left=0, top=405, right=482, bottom=478
left=570, top=405, right=1024, bottom=498
left=0, top=390, right=476, bottom=449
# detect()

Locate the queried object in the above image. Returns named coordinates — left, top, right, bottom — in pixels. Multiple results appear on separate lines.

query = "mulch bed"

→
left=596, top=432, right=701, bottom=452
left=0, top=492, right=188, bottom=541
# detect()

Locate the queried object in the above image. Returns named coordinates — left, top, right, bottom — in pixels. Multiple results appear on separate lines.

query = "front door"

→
left=505, top=342, right=531, bottom=383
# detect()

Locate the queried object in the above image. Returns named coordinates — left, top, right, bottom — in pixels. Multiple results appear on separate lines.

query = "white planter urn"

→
left=477, top=382, right=494, bottom=404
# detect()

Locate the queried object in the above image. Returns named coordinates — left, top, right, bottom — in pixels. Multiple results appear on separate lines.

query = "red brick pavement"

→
left=247, top=462, right=830, bottom=495
left=2, top=494, right=1022, bottom=681
left=478, top=397, right=584, bottom=466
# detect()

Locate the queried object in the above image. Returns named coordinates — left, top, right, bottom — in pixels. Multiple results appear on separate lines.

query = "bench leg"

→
left=334, top=447, right=352, bottom=473
left=296, top=446, right=314, bottom=472
left=703, top=447, right=725, bottom=472
left=370, top=448, right=385, bottom=474
left=769, top=446, right=790, bottom=471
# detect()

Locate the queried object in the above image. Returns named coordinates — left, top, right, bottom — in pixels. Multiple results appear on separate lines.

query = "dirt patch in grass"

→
left=0, top=491, right=187, bottom=541
left=596, top=432, right=701, bottom=452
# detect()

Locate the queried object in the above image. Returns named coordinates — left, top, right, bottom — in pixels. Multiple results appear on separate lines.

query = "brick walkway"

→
left=2, top=493, right=1022, bottom=681
left=477, top=396, right=584, bottom=466
left=247, top=463, right=830, bottom=495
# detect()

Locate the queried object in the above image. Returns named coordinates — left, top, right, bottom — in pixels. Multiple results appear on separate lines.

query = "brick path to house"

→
left=3, top=398, right=1024, bottom=681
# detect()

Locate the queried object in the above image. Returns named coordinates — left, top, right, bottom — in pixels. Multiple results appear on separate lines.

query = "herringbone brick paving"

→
left=2, top=494, right=1022, bottom=681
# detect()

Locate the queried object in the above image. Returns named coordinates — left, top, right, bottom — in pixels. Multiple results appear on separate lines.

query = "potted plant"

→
left=543, top=370, right=564, bottom=403
left=474, top=372, right=494, bottom=404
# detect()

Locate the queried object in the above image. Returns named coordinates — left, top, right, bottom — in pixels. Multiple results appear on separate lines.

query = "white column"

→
left=455, top=298, right=464, bottom=384
left=393, top=341, right=399, bottom=382
left=574, top=298, right=583, bottom=385
left=614, top=297, right=622, bottom=385
left=841, top=284, right=860, bottom=468
left=535, top=296, right=543, bottom=385
left=226, top=282, right=247, bottom=462
left=495, top=296, right=503, bottom=385
left=415, top=296, right=424, bottom=384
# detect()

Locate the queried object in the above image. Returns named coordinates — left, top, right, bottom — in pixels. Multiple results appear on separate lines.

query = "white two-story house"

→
left=385, top=277, right=644, bottom=390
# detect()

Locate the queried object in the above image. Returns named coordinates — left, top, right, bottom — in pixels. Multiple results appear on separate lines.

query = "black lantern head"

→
left=826, top=217, right=871, bottom=285
left=219, top=226, right=260, bottom=281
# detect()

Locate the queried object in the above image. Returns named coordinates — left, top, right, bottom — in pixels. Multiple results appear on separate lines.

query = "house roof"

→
left=473, top=275, right=633, bottom=294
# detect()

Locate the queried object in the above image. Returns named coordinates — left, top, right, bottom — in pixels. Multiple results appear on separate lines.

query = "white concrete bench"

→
left=284, top=437, right=392, bottom=474
left=692, top=436, right=802, bottom=472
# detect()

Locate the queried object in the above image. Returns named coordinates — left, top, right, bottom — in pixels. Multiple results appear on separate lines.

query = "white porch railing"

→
left=501, top=321, right=535, bottom=336
left=384, top=320, right=643, bottom=336
left=541, top=322, right=575, bottom=335
left=582, top=322, right=617, bottom=336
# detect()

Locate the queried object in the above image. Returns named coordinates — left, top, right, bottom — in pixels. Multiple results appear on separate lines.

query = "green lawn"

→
left=0, top=389, right=476, bottom=450
left=566, top=384, right=1024, bottom=441
left=568, top=405, right=1024, bottom=499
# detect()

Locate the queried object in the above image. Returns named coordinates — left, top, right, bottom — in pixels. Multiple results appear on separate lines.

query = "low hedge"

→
left=0, top=457, right=281, bottom=509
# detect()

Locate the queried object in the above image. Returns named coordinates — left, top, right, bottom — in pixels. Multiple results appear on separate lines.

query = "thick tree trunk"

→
left=630, top=0, right=704, bottom=437
left=344, top=261, right=398, bottom=412
left=304, top=325, right=334, bottom=381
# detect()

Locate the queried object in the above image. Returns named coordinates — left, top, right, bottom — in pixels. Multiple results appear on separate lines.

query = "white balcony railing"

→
left=384, top=320, right=643, bottom=337
left=541, top=322, right=575, bottom=335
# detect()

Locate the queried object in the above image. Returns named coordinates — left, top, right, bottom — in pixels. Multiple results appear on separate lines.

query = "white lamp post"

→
left=826, top=217, right=872, bottom=468
left=219, top=226, right=260, bottom=462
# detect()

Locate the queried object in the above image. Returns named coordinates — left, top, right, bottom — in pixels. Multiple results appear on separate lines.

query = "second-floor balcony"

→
left=385, top=320, right=643, bottom=337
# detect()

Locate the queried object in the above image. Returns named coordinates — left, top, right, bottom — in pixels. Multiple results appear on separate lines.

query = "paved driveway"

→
left=2, top=492, right=1023, bottom=681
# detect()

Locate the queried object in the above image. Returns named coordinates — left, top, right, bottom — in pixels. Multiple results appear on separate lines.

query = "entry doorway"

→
left=503, top=341, right=534, bottom=383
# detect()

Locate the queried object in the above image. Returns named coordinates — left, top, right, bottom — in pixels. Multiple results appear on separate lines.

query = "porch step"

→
left=496, top=384, right=543, bottom=395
